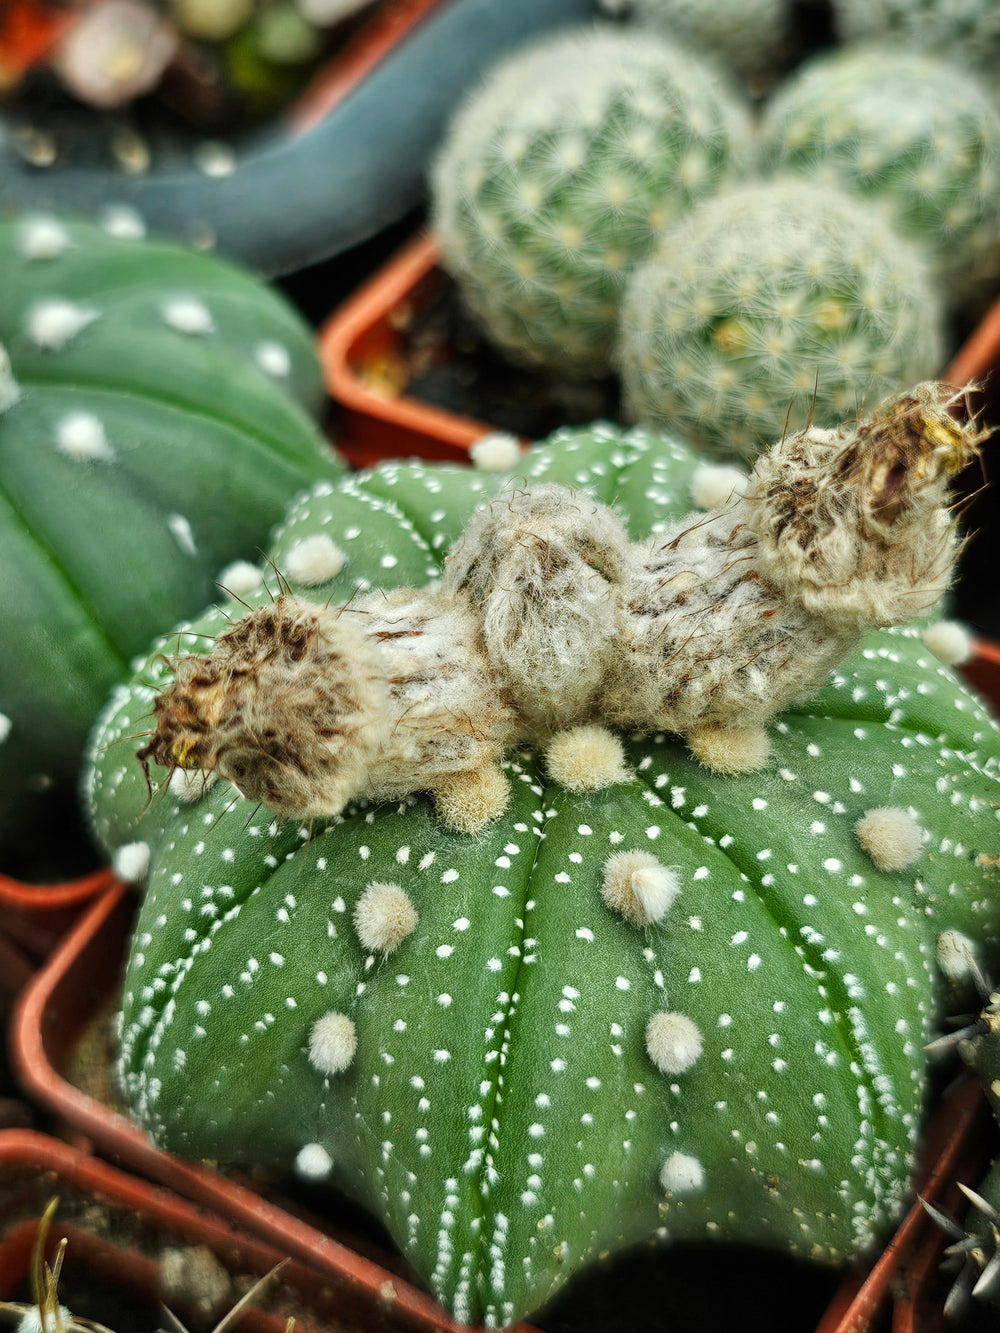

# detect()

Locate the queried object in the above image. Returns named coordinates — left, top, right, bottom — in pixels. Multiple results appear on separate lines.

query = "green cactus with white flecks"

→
left=0, top=215, right=341, bottom=861
left=430, top=24, right=753, bottom=377
left=831, top=0, right=1000, bottom=73
left=618, top=179, right=945, bottom=460
left=84, top=418, right=1000, bottom=1327
left=629, top=0, right=792, bottom=81
left=759, top=44, right=1000, bottom=301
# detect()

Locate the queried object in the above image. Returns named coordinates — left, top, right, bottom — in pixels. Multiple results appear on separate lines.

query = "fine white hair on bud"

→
left=113, top=840, right=150, bottom=882
left=645, top=1010, right=703, bottom=1074
left=354, top=881, right=419, bottom=956
left=168, top=767, right=217, bottom=802
left=56, top=411, right=114, bottom=462
left=27, top=298, right=99, bottom=349
left=854, top=806, right=923, bottom=872
left=308, top=1010, right=357, bottom=1076
left=295, top=1142, right=334, bottom=1179
left=936, top=929, right=980, bottom=982
left=923, top=619, right=974, bottom=666
left=689, top=462, right=749, bottom=511
left=602, top=851, right=680, bottom=926
left=21, top=215, right=72, bottom=260
left=659, top=1151, right=705, bottom=1195
left=469, top=432, right=523, bottom=471
left=284, top=534, right=346, bottom=586
left=545, top=725, right=630, bottom=792
left=217, top=560, right=264, bottom=597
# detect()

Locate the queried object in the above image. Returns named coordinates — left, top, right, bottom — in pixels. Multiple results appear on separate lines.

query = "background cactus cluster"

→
left=430, top=15, right=1000, bottom=458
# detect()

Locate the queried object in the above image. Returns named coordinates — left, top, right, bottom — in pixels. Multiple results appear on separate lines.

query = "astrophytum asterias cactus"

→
left=0, top=215, right=341, bottom=858
left=85, top=418, right=1000, bottom=1328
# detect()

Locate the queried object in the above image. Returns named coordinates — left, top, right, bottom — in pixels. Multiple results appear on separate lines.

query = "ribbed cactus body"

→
left=431, top=25, right=752, bottom=376
left=831, top=0, right=1000, bottom=71
left=760, top=45, right=1000, bottom=299
left=85, top=421, right=1000, bottom=1328
left=0, top=216, right=341, bottom=856
left=618, top=179, right=945, bottom=459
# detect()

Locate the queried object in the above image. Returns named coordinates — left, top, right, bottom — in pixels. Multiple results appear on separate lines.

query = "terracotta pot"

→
left=0, top=1128, right=421, bottom=1331
left=0, top=866, right=118, bottom=967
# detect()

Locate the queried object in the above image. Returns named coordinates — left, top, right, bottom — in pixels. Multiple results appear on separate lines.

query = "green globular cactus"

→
left=830, top=0, right=1000, bottom=73
left=84, top=411, right=1000, bottom=1328
left=0, top=215, right=342, bottom=862
left=629, top=0, right=792, bottom=82
left=759, top=44, right=1000, bottom=302
left=618, top=178, right=945, bottom=459
left=430, top=23, right=753, bottom=377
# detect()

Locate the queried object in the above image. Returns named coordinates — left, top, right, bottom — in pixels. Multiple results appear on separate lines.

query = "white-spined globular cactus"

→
left=629, top=0, right=792, bottom=82
left=759, top=44, right=1000, bottom=301
left=830, top=0, right=1000, bottom=73
left=430, top=24, right=753, bottom=377
left=617, top=178, right=945, bottom=459
left=84, top=400, right=1000, bottom=1328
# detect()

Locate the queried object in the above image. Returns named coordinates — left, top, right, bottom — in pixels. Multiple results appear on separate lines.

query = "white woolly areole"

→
left=923, top=620, right=973, bottom=666
left=27, top=298, right=99, bottom=349
left=294, top=1142, right=333, bottom=1179
left=0, top=713, right=11, bottom=743
left=469, top=431, right=522, bottom=471
left=936, top=929, right=980, bottom=982
left=308, top=1010, right=357, bottom=1075
left=168, top=767, right=217, bottom=802
left=17, top=1304, right=74, bottom=1333
left=167, top=514, right=197, bottom=556
left=659, top=1151, right=705, bottom=1195
left=56, top=411, right=114, bottom=461
left=162, top=296, right=215, bottom=335
left=217, top=559, right=264, bottom=597
left=284, top=533, right=346, bottom=585
left=602, top=851, right=679, bottom=927
left=689, top=462, right=749, bottom=511
left=687, top=723, right=770, bottom=775
left=100, top=203, right=147, bottom=239
left=354, top=881, right=419, bottom=955
left=113, top=840, right=150, bottom=882
left=21, top=215, right=72, bottom=260
left=855, top=806, right=923, bottom=872
left=545, top=725, right=630, bottom=792
left=645, top=1010, right=703, bottom=1074
left=0, top=343, right=19, bottom=414
left=255, top=339, right=292, bottom=377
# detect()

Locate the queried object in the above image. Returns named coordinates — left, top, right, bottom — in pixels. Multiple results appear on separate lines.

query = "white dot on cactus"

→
left=935, top=929, right=980, bottom=982
left=854, top=807, right=923, bottom=872
left=545, top=726, right=630, bottom=793
left=168, top=767, right=217, bottom=802
left=659, top=1151, right=705, bottom=1195
left=354, top=882, right=419, bottom=956
left=255, top=340, right=292, bottom=377
left=645, top=1011, right=703, bottom=1074
left=922, top=620, right=973, bottom=666
left=21, top=215, right=72, bottom=260
left=294, top=1142, right=333, bottom=1179
left=162, top=297, right=215, bottom=335
left=100, top=203, right=147, bottom=239
left=167, top=514, right=198, bottom=556
left=308, top=1010, right=357, bottom=1076
left=602, top=851, right=679, bottom=927
left=0, top=344, right=20, bottom=414
left=217, top=559, right=264, bottom=597
left=689, top=462, right=748, bottom=510
left=55, top=411, right=114, bottom=462
left=113, top=840, right=150, bottom=882
left=283, top=534, right=346, bottom=585
left=27, top=299, right=99, bottom=349
left=0, top=713, right=11, bottom=744
left=470, top=432, right=523, bottom=471
left=686, top=723, right=770, bottom=774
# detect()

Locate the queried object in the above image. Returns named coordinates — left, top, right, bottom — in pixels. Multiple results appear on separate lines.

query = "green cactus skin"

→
left=431, top=24, right=753, bottom=377
left=759, top=45, right=1000, bottom=302
left=831, top=0, right=1000, bottom=74
left=618, top=179, right=945, bottom=460
left=0, top=216, right=342, bottom=861
left=629, top=0, right=791, bottom=81
left=84, top=421, right=1000, bottom=1328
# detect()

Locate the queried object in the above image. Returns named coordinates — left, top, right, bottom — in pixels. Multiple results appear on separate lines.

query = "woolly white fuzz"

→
left=354, top=881, right=419, bottom=956
left=17, top=1304, right=74, bottom=1333
left=113, top=840, right=150, bottom=882
left=161, top=296, right=215, bottom=335
left=936, top=929, right=980, bottom=982
left=168, top=767, right=217, bottom=801
left=0, top=713, right=11, bottom=744
left=855, top=806, right=923, bottom=872
left=923, top=620, right=973, bottom=666
left=470, top=432, right=522, bottom=471
left=100, top=204, right=147, bottom=239
left=545, top=725, right=630, bottom=792
left=27, top=299, right=99, bottom=349
left=659, top=1151, right=705, bottom=1195
left=645, top=1010, right=703, bottom=1074
left=167, top=514, right=198, bottom=556
left=255, top=339, right=292, bottom=377
left=308, top=1010, right=357, bottom=1075
left=687, top=723, right=770, bottom=774
left=690, top=462, right=748, bottom=511
left=295, top=1142, right=333, bottom=1179
left=285, top=534, right=346, bottom=586
left=56, top=411, right=114, bottom=461
left=434, top=764, right=511, bottom=834
left=21, top=215, right=71, bottom=260
left=602, top=851, right=679, bottom=926
left=217, top=560, right=264, bottom=597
